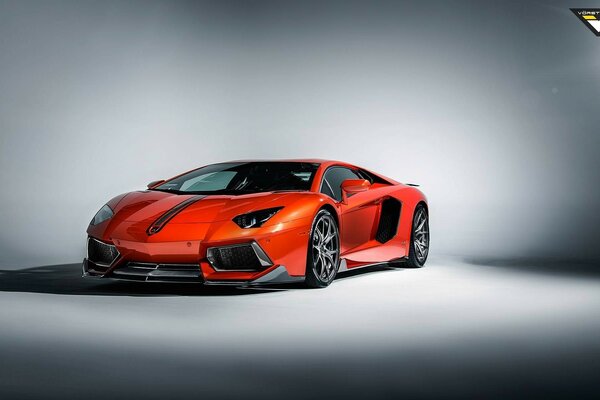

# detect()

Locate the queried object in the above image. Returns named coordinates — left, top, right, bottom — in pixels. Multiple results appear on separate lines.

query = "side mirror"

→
left=147, top=179, right=165, bottom=189
left=340, top=179, right=371, bottom=203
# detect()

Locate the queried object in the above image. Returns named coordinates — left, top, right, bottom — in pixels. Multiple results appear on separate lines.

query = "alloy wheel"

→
left=413, top=207, right=429, bottom=263
left=311, top=213, right=340, bottom=282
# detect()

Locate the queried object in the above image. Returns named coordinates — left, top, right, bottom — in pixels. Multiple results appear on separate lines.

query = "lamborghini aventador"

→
left=83, top=160, right=429, bottom=288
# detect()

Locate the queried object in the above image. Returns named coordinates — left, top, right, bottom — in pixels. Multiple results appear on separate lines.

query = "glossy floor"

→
left=1, top=257, right=599, bottom=399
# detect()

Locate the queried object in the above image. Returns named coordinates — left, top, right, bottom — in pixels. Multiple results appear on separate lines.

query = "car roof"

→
left=222, top=159, right=399, bottom=185
left=225, top=159, right=355, bottom=168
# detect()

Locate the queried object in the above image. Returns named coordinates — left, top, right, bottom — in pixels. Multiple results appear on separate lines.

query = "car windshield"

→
left=152, top=162, right=320, bottom=195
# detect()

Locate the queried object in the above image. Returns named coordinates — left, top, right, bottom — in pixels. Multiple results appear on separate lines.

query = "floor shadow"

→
left=0, top=264, right=277, bottom=297
left=0, top=262, right=408, bottom=297
left=465, top=257, right=600, bottom=279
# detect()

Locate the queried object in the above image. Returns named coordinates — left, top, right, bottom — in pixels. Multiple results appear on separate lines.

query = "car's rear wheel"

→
left=305, top=209, right=340, bottom=288
left=405, top=204, right=429, bottom=268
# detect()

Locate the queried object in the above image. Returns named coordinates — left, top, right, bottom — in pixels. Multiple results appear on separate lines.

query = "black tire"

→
left=304, top=209, right=340, bottom=288
left=405, top=204, right=429, bottom=268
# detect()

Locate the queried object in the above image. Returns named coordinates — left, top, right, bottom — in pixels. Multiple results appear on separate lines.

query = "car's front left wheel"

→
left=304, top=209, right=340, bottom=288
left=405, top=204, right=429, bottom=268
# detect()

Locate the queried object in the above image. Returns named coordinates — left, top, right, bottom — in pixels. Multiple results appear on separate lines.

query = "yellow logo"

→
left=571, top=9, right=600, bottom=36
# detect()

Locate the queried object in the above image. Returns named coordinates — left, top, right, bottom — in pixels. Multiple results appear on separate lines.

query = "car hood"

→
left=87, top=189, right=323, bottom=243
left=110, top=190, right=303, bottom=225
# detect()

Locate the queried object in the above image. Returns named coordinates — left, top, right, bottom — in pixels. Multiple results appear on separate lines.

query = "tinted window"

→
left=180, top=171, right=237, bottom=191
left=320, top=167, right=360, bottom=201
left=154, top=162, right=319, bottom=195
left=357, top=168, right=389, bottom=184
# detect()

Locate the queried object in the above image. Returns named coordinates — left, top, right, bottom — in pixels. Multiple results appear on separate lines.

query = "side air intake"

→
left=375, top=198, right=401, bottom=243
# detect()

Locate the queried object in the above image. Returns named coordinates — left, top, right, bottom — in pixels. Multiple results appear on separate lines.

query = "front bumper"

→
left=84, top=216, right=311, bottom=286
left=82, top=258, right=303, bottom=286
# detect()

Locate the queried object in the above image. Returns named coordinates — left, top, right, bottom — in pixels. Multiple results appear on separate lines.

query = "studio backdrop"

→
left=1, top=0, right=599, bottom=268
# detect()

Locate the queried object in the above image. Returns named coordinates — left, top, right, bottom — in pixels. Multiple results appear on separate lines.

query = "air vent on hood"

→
left=147, top=195, right=206, bottom=235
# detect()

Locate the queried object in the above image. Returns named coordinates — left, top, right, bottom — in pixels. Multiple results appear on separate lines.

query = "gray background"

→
left=2, top=2, right=600, bottom=399
left=1, top=0, right=599, bottom=268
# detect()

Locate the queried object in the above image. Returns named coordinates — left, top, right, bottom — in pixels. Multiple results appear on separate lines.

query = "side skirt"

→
left=337, top=257, right=408, bottom=272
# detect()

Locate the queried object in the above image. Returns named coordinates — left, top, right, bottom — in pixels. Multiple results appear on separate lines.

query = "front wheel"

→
left=405, top=204, right=429, bottom=268
left=304, top=209, right=340, bottom=288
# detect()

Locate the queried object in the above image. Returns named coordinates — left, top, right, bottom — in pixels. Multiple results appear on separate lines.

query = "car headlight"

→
left=90, top=204, right=114, bottom=225
left=233, top=207, right=283, bottom=229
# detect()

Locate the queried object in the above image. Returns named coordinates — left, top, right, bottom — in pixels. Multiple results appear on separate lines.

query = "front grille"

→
left=112, top=262, right=202, bottom=282
left=125, top=262, right=200, bottom=272
left=207, top=243, right=270, bottom=271
left=87, top=237, right=119, bottom=265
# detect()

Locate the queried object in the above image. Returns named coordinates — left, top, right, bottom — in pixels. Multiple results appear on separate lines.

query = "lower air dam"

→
left=1, top=256, right=599, bottom=399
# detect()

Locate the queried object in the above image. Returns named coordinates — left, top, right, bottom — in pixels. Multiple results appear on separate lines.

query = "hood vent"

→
left=147, top=195, right=206, bottom=235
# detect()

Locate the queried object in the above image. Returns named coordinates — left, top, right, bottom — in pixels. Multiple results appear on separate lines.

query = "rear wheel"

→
left=405, top=204, right=429, bottom=268
left=305, top=209, right=340, bottom=288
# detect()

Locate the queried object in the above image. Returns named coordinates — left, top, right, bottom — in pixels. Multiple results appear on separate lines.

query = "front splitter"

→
left=82, top=259, right=304, bottom=286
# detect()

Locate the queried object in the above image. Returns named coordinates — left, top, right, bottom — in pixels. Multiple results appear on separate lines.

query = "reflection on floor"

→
left=1, top=257, right=599, bottom=399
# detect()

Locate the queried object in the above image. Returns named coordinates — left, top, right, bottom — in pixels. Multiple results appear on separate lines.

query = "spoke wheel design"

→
left=413, top=207, right=429, bottom=263
left=404, top=205, right=429, bottom=268
left=305, top=210, right=340, bottom=288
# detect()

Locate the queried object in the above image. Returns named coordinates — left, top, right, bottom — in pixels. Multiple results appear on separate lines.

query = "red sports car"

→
left=84, top=160, right=429, bottom=288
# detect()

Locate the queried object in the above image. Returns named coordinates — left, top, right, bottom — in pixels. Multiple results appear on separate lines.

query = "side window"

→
left=357, top=169, right=373, bottom=183
left=320, top=167, right=361, bottom=201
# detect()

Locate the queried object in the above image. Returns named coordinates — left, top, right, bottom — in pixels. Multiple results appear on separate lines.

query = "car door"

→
left=320, top=167, right=378, bottom=253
